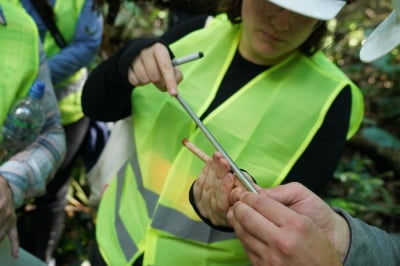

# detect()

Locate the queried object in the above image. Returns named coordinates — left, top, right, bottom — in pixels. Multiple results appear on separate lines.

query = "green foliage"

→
left=55, top=159, right=95, bottom=265
left=319, top=0, right=400, bottom=232
left=362, top=126, right=400, bottom=149
left=100, top=1, right=168, bottom=56
left=324, top=153, right=400, bottom=229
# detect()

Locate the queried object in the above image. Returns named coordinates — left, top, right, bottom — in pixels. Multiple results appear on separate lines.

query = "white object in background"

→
left=87, top=117, right=134, bottom=208
left=268, top=0, right=346, bottom=20
left=360, top=0, right=400, bottom=62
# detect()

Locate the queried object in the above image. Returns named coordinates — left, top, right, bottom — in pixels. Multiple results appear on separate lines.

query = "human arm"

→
left=82, top=15, right=208, bottom=122
left=0, top=43, right=66, bottom=257
left=338, top=209, right=400, bottom=266
left=0, top=44, right=66, bottom=207
left=228, top=182, right=400, bottom=265
left=48, top=0, right=103, bottom=84
left=228, top=182, right=350, bottom=265
left=186, top=146, right=351, bottom=263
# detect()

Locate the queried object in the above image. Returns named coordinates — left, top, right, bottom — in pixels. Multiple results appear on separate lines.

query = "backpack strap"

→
left=30, top=0, right=67, bottom=48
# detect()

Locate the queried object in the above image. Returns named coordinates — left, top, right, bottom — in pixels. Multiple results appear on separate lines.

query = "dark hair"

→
left=217, top=0, right=328, bottom=56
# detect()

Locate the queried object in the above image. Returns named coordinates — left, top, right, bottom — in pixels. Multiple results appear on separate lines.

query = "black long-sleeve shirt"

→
left=82, top=15, right=351, bottom=194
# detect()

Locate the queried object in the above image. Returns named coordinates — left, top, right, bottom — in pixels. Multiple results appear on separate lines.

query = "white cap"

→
left=360, top=0, right=400, bottom=62
left=267, top=0, right=347, bottom=20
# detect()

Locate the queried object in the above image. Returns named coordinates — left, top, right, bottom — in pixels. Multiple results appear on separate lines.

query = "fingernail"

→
left=169, top=87, right=177, bottom=96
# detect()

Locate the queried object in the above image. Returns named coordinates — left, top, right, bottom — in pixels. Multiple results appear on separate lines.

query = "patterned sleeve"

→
left=0, top=42, right=66, bottom=207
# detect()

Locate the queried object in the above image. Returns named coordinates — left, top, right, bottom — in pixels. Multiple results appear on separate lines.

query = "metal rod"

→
left=175, top=94, right=258, bottom=193
left=172, top=52, right=257, bottom=193
left=172, top=52, right=204, bottom=67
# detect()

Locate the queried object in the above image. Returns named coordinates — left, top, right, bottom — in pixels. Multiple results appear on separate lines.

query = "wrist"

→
left=189, top=181, right=234, bottom=232
left=331, top=210, right=351, bottom=262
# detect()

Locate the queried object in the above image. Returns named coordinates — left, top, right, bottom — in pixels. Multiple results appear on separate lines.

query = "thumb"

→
left=262, top=182, right=312, bottom=206
left=174, top=67, right=183, bottom=84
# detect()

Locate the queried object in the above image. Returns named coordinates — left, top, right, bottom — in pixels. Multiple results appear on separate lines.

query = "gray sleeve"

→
left=335, top=209, right=400, bottom=266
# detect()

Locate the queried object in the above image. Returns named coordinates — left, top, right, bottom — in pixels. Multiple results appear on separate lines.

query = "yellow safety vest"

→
left=96, top=15, right=364, bottom=265
left=43, top=0, right=86, bottom=125
left=0, top=0, right=39, bottom=127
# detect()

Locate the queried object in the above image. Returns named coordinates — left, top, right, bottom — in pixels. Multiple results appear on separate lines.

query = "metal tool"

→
left=172, top=52, right=258, bottom=193
left=172, top=52, right=204, bottom=66
left=175, top=94, right=258, bottom=193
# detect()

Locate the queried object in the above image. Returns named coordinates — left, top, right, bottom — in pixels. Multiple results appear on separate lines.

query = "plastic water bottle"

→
left=0, top=80, right=46, bottom=162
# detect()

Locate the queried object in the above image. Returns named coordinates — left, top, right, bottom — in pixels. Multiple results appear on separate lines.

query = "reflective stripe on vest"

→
left=114, top=161, right=138, bottom=261
left=96, top=14, right=364, bottom=265
left=43, top=0, right=86, bottom=124
left=98, top=148, right=243, bottom=265
left=0, top=0, right=39, bottom=127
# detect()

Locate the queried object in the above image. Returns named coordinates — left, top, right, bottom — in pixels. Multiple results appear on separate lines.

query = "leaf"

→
left=361, top=126, right=400, bottom=149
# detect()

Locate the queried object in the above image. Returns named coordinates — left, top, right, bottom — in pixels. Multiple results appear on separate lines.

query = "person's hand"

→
left=182, top=139, right=250, bottom=227
left=0, top=177, right=18, bottom=258
left=228, top=182, right=350, bottom=265
left=127, top=42, right=183, bottom=95
left=193, top=151, right=245, bottom=227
